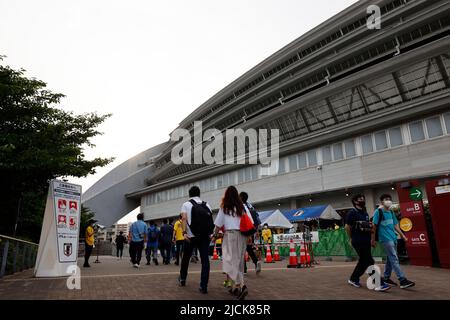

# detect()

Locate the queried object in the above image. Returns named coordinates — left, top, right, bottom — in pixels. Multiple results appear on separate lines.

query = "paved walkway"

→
left=1, top=256, right=450, bottom=300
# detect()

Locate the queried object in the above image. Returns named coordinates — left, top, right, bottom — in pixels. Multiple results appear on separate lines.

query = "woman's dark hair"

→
left=221, top=186, right=245, bottom=217
left=239, top=191, right=249, bottom=203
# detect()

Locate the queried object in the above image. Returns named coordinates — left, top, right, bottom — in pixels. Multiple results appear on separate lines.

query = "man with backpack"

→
left=345, top=194, right=390, bottom=291
left=240, top=192, right=261, bottom=274
left=372, top=194, right=415, bottom=289
left=160, top=219, right=174, bottom=265
left=146, top=221, right=160, bottom=265
left=178, top=186, right=214, bottom=294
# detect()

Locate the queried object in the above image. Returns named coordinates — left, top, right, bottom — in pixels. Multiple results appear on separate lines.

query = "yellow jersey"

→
left=173, top=220, right=184, bottom=241
left=262, top=228, right=272, bottom=244
left=215, top=238, right=222, bottom=245
left=85, top=226, right=95, bottom=246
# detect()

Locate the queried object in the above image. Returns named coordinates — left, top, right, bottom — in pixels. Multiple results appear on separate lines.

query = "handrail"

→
left=0, top=234, right=38, bottom=246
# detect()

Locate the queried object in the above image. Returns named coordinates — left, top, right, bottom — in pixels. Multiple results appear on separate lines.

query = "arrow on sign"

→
left=411, top=189, right=421, bottom=198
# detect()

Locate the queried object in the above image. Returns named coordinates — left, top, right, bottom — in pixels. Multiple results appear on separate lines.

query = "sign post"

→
left=34, top=180, right=82, bottom=277
left=397, top=180, right=433, bottom=267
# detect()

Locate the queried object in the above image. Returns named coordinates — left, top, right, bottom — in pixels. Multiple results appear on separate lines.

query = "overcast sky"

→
left=1, top=0, right=357, bottom=223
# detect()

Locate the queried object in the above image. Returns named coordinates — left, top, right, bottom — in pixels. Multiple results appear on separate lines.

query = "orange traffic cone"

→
left=273, top=245, right=281, bottom=261
left=287, top=239, right=298, bottom=268
left=299, top=244, right=311, bottom=265
left=212, top=245, right=219, bottom=260
left=264, top=244, right=274, bottom=263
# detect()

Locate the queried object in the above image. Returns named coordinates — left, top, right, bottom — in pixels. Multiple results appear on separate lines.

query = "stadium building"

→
left=82, top=0, right=450, bottom=226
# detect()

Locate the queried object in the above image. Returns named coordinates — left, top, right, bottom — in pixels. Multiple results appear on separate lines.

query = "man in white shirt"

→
left=178, top=186, right=214, bottom=294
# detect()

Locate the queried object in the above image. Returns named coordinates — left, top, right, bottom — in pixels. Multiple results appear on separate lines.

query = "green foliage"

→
left=0, top=57, right=113, bottom=241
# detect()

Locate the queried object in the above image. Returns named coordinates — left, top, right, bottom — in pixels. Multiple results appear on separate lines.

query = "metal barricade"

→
left=0, top=234, right=39, bottom=278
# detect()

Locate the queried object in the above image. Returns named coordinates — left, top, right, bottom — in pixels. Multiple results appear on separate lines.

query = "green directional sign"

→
left=410, top=187, right=423, bottom=201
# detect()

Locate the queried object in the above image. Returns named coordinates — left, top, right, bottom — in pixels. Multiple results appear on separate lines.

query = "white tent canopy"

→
left=259, top=209, right=293, bottom=229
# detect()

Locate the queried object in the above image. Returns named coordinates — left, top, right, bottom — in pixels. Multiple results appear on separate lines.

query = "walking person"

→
left=83, top=219, right=97, bottom=268
left=345, top=194, right=390, bottom=291
left=146, top=221, right=160, bottom=265
left=115, top=231, right=127, bottom=260
left=240, top=192, right=262, bottom=274
left=129, top=213, right=147, bottom=268
left=160, top=219, right=174, bottom=265
left=372, top=194, right=415, bottom=289
left=173, top=214, right=185, bottom=266
left=212, top=186, right=253, bottom=300
left=178, top=186, right=214, bottom=294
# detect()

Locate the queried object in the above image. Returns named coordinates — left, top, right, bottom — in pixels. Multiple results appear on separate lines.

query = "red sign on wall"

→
left=397, top=180, right=433, bottom=267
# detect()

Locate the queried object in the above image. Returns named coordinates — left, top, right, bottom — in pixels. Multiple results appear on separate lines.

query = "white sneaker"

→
left=133, top=263, right=139, bottom=268
left=256, top=261, right=262, bottom=274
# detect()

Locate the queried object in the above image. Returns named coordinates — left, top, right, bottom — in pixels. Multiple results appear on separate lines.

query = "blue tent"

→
left=282, top=205, right=341, bottom=222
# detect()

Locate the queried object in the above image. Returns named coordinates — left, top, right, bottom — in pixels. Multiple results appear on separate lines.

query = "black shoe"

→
left=146, top=261, right=151, bottom=265
left=400, top=279, right=415, bottom=289
left=236, top=285, right=248, bottom=300
left=178, top=276, right=186, bottom=287
left=199, top=287, right=208, bottom=294
left=153, top=259, right=159, bottom=265
left=83, top=264, right=90, bottom=268
left=384, top=278, right=398, bottom=286
left=175, top=262, right=179, bottom=266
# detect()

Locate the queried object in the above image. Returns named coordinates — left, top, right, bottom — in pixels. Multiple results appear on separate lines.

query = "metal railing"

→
left=0, top=234, right=39, bottom=279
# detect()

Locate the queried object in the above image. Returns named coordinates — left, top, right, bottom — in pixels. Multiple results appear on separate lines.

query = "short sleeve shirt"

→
left=373, top=208, right=399, bottom=243
left=130, top=220, right=147, bottom=242
left=345, top=208, right=371, bottom=245
left=214, top=206, right=253, bottom=231
left=180, top=197, right=212, bottom=238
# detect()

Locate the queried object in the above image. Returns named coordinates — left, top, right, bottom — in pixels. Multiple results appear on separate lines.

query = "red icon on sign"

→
left=69, top=201, right=77, bottom=210
left=58, top=199, right=67, bottom=211
left=58, top=215, right=67, bottom=228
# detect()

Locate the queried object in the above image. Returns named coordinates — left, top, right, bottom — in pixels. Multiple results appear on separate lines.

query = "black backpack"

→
left=246, top=203, right=261, bottom=228
left=189, top=200, right=214, bottom=238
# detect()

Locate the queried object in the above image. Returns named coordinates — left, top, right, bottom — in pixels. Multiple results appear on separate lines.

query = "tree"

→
left=0, top=56, right=114, bottom=241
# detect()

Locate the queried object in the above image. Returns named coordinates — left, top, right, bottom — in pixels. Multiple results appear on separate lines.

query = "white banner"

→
left=273, top=232, right=319, bottom=244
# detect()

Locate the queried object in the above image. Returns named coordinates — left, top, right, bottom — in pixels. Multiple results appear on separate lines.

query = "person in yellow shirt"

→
left=215, top=236, right=222, bottom=258
left=84, top=219, right=96, bottom=267
left=173, top=214, right=185, bottom=265
left=261, top=224, right=272, bottom=245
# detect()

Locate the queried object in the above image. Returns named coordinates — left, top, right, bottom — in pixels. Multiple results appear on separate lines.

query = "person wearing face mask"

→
left=372, top=194, right=415, bottom=289
left=345, top=194, right=390, bottom=291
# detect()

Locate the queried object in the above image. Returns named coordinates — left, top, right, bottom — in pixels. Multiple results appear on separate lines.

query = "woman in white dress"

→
left=212, top=186, right=253, bottom=300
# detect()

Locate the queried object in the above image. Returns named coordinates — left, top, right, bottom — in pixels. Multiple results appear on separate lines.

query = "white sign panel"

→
left=273, top=232, right=319, bottom=244
left=435, top=185, right=450, bottom=195
left=34, top=180, right=81, bottom=277
left=53, top=180, right=81, bottom=263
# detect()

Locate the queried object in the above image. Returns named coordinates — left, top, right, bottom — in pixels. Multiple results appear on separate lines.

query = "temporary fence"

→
left=273, top=229, right=386, bottom=259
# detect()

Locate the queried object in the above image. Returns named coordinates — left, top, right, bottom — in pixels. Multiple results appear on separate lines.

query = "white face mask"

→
left=383, top=200, right=393, bottom=208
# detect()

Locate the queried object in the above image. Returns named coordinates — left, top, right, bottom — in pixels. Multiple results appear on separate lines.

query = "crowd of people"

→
left=82, top=186, right=417, bottom=299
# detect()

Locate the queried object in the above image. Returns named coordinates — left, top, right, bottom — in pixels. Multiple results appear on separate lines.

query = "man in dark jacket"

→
left=115, top=231, right=127, bottom=259
left=160, top=219, right=174, bottom=265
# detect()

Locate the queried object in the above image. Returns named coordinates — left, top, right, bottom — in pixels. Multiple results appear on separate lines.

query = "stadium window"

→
left=388, top=127, right=403, bottom=147
left=425, top=116, right=443, bottom=138
left=298, top=153, right=307, bottom=169
left=444, top=113, right=450, bottom=135
left=332, top=143, right=344, bottom=161
left=251, top=166, right=258, bottom=180
left=217, top=175, right=223, bottom=188
left=361, top=135, right=374, bottom=154
left=344, top=139, right=356, bottom=158
left=210, top=177, right=216, bottom=190
left=238, top=168, right=245, bottom=184
left=279, top=157, right=286, bottom=173
left=289, top=154, right=299, bottom=171
left=307, top=150, right=318, bottom=167
left=322, top=146, right=332, bottom=163
left=374, top=131, right=388, bottom=151
left=409, top=121, right=425, bottom=142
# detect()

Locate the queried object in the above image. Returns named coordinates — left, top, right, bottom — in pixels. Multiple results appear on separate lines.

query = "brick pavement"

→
left=1, top=256, right=450, bottom=300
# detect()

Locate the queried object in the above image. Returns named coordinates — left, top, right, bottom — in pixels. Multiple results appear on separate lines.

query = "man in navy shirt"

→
left=345, top=194, right=389, bottom=291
